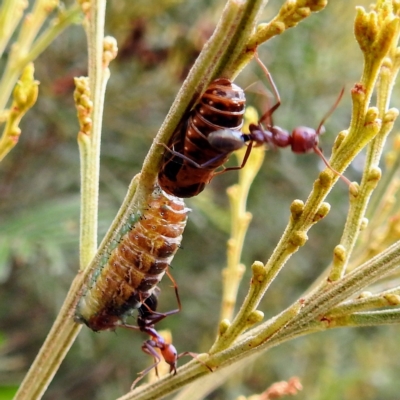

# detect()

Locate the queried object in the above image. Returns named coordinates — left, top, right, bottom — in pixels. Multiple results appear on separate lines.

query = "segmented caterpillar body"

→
left=75, top=186, right=189, bottom=331
left=158, top=78, right=246, bottom=198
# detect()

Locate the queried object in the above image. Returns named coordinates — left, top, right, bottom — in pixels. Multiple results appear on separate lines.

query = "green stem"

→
left=329, top=58, right=400, bottom=279
left=326, top=287, right=400, bottom=317
left=14, top=1, right=107, bottom=398
left=366, top=139, right=400, bottom=221
left=0, top=0, right=27, bottom=56
left=0, top=4, right=81, bottom=110
left=134, top=0, right=265, bottom=210
left=358, top=52, right=400, bottom=227
left=21, top=5, right=82, bottom=72
left=217, top=0, right=269, bottom=79
left=229, top=0, right=328, bottom=76
left=123, top=238, right=400, bottom=400
left=328, top=309, right=400, bottom=327
left=283, top=240, right=400, bottom=336
left=0, top=63, right=39, bottom=162
left=13, top=274, right=83, bottom=400
left=79, top=40, right=108, bottom=269
left=18, top=0, right=58, bottom=53
left=220, top=146, right=264, bottom=322
left=213, top=239, right=400, bottom=371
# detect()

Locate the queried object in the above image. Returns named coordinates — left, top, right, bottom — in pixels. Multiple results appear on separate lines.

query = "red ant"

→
left=208, top=54, right=350, bottom=185
left=124, top=289, right=180, bottom=388
left=158, top=54, right=349, bottom=197
left=124, top=281, right=207, bottom=388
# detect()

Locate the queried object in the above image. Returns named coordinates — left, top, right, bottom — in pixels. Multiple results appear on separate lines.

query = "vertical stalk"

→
left=14, top=1, right=109, bottom=398
left=0, top=4, right=80, bottom=110
left=78, top=0, right=108, bottom=269
left=0, top=0, right=27, bottom=56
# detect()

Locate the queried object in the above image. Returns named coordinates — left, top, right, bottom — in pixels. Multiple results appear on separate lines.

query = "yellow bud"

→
left=351, top=82, right=366, bottom=104
left=384, top=294, right=400, bottom=305
left=103, top=36, right=118, bottom=66
left=13, top=63, right=39, bottom=111
left=313, top=202, right=330, bottom=222
left=365, top=107, right=379, bottom=123
left=218, top=319, right=231, bottom=336
left=251, top=261, right=267, bottom=283
left=333, top=245, right=346, bottom=264
left=290, top=231, right=308, bottom=248
left=367, top=167, right=382, bottom=188
left=290, top=199, right=304, bottom=220
left=247, top=310, right=264, bottom=325
left=310, top=0, right=327, bottom=12
left=318, top=170, right=334, bottom=187
left=384, top=108, right=399, bottom=124
left=349, top=182, right=360, bottom=198
left=333, top=130, right=348, bottom=150
left=360, top=218, right=369, bottom=231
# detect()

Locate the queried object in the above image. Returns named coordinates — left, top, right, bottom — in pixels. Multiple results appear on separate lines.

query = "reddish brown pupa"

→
left=75, top=186, right=190, bottom=331
left=158, top=78, right=246, bottom=198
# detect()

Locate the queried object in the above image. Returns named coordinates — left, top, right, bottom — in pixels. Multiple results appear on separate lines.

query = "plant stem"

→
left=129, top=0, right=267, bottom=232
left=14, top=1, right=108, bottom=398
left=0, top=63, right=39, bottom=162
left=0, top=4, right=80, bottom=110
left=13, top=276, right=83, bottom=400
left=326, top=287, right=400, bottom=317
left=205, top=240, right=400, bottom=381
left=78, top=0, right=111, bottom=268
left=0, top=0, right=27, bottom=56
left=112, top=1, right=270, bottom=399
left=221, top=145, right=264, bottom=322
left=228, top=0, right=328, bottom=76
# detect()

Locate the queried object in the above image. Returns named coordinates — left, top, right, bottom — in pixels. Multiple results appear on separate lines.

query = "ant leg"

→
left=166, top=267, right=182, bottom=312
left=310, top=87, right=349, bottom=185
left=177, top=352, right=214, bottom=373
left=119, top=323, right=140, bottom=332
left=212, top=141, right=254, bottom=176
left=131, top=340, right=163, bottom=389
left=253, top=52, right=281, bottom=125
left=312, top=146, right=351, bottom=186
left=315, top=88, right=345, bottom=135
left=129, top=266, right=182, bottom=330
left=140, top=268, right=182, bottom=327
left=158, top=142, right=228, bottom=169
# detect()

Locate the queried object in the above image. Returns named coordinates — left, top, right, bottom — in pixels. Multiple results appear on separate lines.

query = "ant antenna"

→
left=312, top=87, right=351, bottom=186
left=251, top=53, right=350, bottom=186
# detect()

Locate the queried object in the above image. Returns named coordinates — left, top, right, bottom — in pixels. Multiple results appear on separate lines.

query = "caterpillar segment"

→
left=75, top=186, right=190, bottom=331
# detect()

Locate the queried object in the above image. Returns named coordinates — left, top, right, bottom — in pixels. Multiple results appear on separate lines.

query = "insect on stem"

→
left=74, top=186, right=191, bottom=385
left=157, top=54, right=350, bottom=199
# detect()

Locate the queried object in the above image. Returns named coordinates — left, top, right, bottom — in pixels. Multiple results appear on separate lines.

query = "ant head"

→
left=162, top=343, right=178, bottom=374
left=290, top=126, right=321, bottom=154
left=290, top=86, right=344, bottom=155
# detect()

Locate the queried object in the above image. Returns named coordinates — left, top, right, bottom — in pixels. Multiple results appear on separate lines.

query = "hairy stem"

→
left=13, top=1, right=110, bottom=398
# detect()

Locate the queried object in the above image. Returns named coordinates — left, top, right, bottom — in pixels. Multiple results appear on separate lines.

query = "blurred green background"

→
left=1, top=0, right=400, bottom=399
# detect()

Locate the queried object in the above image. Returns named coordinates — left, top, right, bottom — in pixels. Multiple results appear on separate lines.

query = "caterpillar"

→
left=75, top=186, right=190, bottom=331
